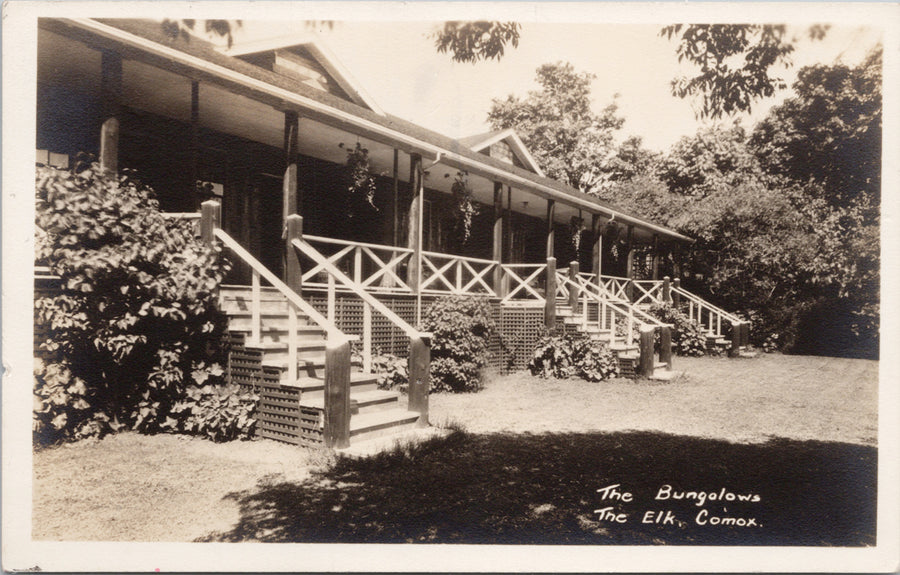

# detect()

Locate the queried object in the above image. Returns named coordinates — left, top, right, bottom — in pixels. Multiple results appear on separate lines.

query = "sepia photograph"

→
left=3, top=1, right=898, bottom=572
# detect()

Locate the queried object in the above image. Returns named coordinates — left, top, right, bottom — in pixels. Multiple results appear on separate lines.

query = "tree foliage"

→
left=432, top=21, right=521, bottom=64
left=487, top=62, right=624, bottom=194
left=661, top=24, right=799, bottom=118
left=33, top=164, right=243, bottom=442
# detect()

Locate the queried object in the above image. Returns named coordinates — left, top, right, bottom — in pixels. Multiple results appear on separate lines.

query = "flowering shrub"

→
left=528, top=333, right=619, bottom=382
left=422, top=295, right=496, bottom=392
left=33, top=163, right=233, bottom=443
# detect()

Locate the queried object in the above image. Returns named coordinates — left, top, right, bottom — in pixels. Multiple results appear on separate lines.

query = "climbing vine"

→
left=570, top=215, right=586, bottom=251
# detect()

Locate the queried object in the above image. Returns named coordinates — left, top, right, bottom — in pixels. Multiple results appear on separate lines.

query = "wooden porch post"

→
left=99, top=50, right=122, bottom=175
left=200, top=200, right=221, bottom=245
left=592, top=214, right=602, bottom=287
left=545, top=257, right=557, bottom=330
left=391, top=148, right=400, bottom=245
left=625, top=225, right=635, bottom=302
left=651, top=234, right=660, bottom=280
left=662, top=276, right=671, bottom=304
left=502, top=185, right=512, bottom=296
left=659, top=325, right=673, bottom=370
left=189, top=80, right=200, bottom=210
left=283, top=111, right=300, bottom=221
left=546, top=199, right=556, bottom=259
left=406, top=153, right=423, bottom=294
left=285, top=215, right=303, bottom=293
left=568, top=261, right=580, bottom=310
left=492, top=181, right=505, bottom=297
left=672, top=278, right=682, bottom=307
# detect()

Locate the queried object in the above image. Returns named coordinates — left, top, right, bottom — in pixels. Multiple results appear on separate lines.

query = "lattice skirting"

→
left=226, top=332, right=323, bottom=446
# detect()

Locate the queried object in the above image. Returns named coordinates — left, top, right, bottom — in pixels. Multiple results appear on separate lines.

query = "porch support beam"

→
left=546, top=199, right=556, bottom=259
left=406, top=153, right=424, bottom=295
left=492, top=181, right=505, bottom=297
left=625, top=225, right=635, bottom=302
left=651, top=234, right=660, bottom=280
left=392, top=148, right=400, bottom=245
left=189, top=80, right=200, bottom=210
left=283, top=110, right=300, bottom=222
left=591, top=214, right=602, bottom=286
left=99, top=49, right=122, bottom=175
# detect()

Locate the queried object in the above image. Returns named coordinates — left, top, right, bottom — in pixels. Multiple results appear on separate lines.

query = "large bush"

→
left=647, top=303, right=708, bottom=357
left=33, top=163, right=243, bottom=443
left=422, top=295, right=496, bottom=392
left=527, top=333, right=619, bottom=382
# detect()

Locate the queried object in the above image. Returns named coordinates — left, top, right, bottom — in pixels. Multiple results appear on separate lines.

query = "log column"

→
left=591, top=214, right=603, bottom=287
left=625, top=225, right=635, bottom=302
left=546, top=199, right=556, bottom=259
left=492, top=181, right=505, bottom=297
left=406, top=153, right=424, bottom=293
left=189, top=80, right=200, bottom=210
left=99, top=50, right=122, bottom=175
left=651, top=234, right=660, bottom=281
left=283, top=111, right=300, bottom=221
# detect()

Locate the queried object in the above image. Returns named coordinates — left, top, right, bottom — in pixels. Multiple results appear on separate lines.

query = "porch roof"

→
left=44, top=17, right=692, bottom=244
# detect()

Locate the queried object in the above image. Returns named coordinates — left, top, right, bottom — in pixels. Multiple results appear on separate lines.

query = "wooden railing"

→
left=500, top=263, right=547, bottom=304
left=291, top=235, right=432, bottom=428
left=599, top=274, right=631, bottom=301
left=557, top=272, right=672, bottom=376
left=420, top=251, right=497, bottom=296
left=302, top=235, right=414, bottom=295
left=670, top=282, right=743, bottom=339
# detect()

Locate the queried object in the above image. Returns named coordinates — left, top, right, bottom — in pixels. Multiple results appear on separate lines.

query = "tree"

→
left=432, top=22, right=521, bottom=64
left=487, top=62, right=624, bottom=194
left=750, top=45, right=882, bottom=212
left=658, top=123, right=763, bottom=198
left=661, top=24, right=829, bottom=119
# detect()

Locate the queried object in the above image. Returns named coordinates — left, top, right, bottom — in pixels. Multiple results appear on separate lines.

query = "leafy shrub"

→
left=33, top=163, right=232, bottom=443
left=371, top=351, right=408, bottom=392
left=647, top=303, right=707, bottom=356
left=528, top=333, right=619, bottom=382
left=422, top=295, right=496, bottom=393
left=164, top=364, right=258, bottom=442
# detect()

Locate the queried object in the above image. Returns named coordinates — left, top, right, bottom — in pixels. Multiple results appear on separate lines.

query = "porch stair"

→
left=220, top=285, right=418, bottom=446
left=556, top=302, right=677, bottom=381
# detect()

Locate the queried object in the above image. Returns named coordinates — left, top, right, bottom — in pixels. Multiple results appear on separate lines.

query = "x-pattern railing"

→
left=500, top=263, right=546, bottom=303
left=632, top=280, right=663, bottom=306
left=599, top=274, right=631, bottom=301
left=302, top=235, right=413, bottom=294
left=420, top=251, right=497, bottom=296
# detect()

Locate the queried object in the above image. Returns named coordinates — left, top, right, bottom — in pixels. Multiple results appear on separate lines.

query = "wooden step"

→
left=349, top=409, right=421, bottom=443
left=299, top=389, right=401, bottom=414
left=290, top=372, right=379, bottom=397
left=249, top=340, right=327, bottom=362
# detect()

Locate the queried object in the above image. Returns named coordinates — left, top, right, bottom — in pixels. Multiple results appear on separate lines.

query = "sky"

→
left=223, top=19, right=882, bottom=153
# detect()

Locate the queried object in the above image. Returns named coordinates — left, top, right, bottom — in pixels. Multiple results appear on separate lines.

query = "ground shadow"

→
left=199, top=431, right=876, bottom=545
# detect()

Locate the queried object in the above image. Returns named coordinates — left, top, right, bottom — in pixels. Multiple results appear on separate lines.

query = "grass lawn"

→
left=32, top=353, right=878, bottom=544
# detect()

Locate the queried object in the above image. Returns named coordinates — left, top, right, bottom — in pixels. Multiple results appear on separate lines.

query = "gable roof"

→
left=459, top=129, right=546, bottom=178
left=220, top=33, right=385, bottom=116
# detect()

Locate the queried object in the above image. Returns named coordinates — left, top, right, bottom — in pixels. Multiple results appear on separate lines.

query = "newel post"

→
left=730, top=320, right=742, bottom=358
left=324, top=338, right=352, bottom=449
left=568, top=261, right=580, bottom=311
left=672, top=278, right=682, bottom=307
left=545, top=257, right=557, bottom=330
left=200, top=200, right=221, bottom=244
left=638, top=325, right=656, bottom=378
left=408, top=335, right=431, bottom=427
left=662, top=276, right=671, bottom=305
left=659, top=325, right=673, bottom=370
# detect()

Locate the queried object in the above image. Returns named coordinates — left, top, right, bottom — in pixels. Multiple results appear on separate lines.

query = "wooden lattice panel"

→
left=498, top=306, right=545, bottom=373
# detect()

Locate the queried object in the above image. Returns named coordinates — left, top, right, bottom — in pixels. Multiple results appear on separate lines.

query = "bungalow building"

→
left=36, top=18, right=749, bottom=448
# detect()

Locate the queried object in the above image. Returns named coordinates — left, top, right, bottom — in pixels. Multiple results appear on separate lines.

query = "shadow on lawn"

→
left=199, top=431, right=876, bottom=546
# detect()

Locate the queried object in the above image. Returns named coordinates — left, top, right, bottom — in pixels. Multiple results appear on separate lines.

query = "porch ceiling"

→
left=38, top=22, right=681, bottom=244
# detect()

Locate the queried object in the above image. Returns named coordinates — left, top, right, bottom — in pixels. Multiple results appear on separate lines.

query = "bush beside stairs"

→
left=555, top=301, right=677, bottom=381
left=219, top=285, right=420, bottom=447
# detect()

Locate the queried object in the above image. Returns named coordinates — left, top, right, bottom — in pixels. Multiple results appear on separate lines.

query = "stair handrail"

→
left=569, top=274, right=669, bottom=329
left=670, top=284, right=742, bottom=337
left=292, top=238, right=430, bottom=341
left=213, top=228, right=347, bottom=343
